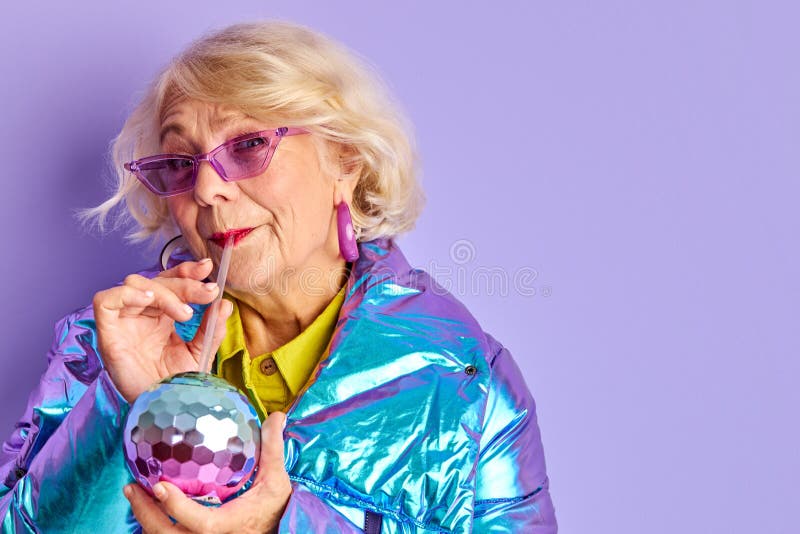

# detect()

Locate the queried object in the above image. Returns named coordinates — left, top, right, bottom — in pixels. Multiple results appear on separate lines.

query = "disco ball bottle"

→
left=123, top=372, right=261, bottom=504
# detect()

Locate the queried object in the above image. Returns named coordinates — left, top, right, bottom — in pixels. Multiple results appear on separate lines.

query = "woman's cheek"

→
left=167, top=201, right=203, bottom=253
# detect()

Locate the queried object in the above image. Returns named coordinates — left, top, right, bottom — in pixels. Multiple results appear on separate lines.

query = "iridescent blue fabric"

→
left=0, top=238, right=556, bottom=532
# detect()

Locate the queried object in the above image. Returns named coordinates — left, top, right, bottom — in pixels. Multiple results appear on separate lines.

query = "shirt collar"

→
left=217, top=285, right=347, bottom=395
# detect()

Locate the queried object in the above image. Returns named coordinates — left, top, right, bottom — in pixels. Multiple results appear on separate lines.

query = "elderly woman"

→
left=0, top=21, right=556, bottom=533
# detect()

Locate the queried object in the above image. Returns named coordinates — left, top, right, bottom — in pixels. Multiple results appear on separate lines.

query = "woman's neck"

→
left=228, top=259, right=350, bottom=357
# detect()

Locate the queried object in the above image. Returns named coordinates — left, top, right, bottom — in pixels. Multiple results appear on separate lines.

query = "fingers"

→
left=95, top=260, right=218, bottom=324
left=123, top=273, right=220, bottom=323
left=255, top=412, right=288, bottom=485
left=124, top=483, right=184, bottom=533
left=93, top=285, right=155, bottom=318
left=147, top=482, right=218, bottom=534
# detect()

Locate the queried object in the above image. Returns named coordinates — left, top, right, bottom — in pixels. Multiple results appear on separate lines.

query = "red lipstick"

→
left=209, top=228, right=254, bottom=247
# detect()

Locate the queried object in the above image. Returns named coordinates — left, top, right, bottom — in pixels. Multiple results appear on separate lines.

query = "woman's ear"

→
left=337, top=144, right=362, bottom=177
left=334, top=177, right=358, bottom=206
left=335, top=144, right=362, bottom=203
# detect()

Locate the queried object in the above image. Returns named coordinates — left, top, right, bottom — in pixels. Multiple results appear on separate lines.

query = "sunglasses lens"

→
left=215, top=135, right=272, bottom=180
left=138, top=158, right=195, bottom=194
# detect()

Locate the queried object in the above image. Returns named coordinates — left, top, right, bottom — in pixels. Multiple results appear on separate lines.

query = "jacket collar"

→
left=286, top=238, right=492, bottom=532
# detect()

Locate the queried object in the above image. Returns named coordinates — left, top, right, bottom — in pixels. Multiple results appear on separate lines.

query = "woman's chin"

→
left=222, top=255, right=278, bottom=297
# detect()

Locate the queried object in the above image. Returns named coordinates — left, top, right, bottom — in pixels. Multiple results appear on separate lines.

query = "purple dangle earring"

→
left=337, top=201, right=359, bottom=261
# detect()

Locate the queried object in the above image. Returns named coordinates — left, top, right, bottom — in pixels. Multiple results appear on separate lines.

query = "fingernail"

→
left=204, top=282, right=218, bottom=292
left=123, top=484, right=132, bottom=498
left=183, top=304, right=194, bottom=316
left=143, top=290, right=154, bottom=298
left=153, top=483, right=166, bottom=500
left=199, top=258, right=212, bottom=264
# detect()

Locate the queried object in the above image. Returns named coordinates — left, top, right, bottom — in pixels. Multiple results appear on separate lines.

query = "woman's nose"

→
left=192, top=160, right=239, bottom=206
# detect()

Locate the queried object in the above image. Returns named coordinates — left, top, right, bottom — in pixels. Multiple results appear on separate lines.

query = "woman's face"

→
left=160, top=98, right=349, bottom=294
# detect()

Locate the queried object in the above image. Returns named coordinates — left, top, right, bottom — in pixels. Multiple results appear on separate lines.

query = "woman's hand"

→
left=93, top=259, right=233, bottom=403
left=125, top=411, right=292, bottom=534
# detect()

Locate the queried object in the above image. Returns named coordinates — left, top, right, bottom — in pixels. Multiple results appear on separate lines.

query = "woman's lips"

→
left=209, top=228, right=254, bottom=247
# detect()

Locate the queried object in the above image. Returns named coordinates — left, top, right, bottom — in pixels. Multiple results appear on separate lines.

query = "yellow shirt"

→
left=215, top=286, right=346, bottom=418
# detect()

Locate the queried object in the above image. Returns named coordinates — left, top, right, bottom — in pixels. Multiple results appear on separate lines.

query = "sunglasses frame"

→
left=124, top=127, right=309, bottom=197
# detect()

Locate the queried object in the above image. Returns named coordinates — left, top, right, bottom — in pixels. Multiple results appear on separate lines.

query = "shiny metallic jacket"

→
left=1, top=238, right=556, bottom=533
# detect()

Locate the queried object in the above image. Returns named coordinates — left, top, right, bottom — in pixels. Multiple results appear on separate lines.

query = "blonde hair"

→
left=81, top=20, right=424, bottom=244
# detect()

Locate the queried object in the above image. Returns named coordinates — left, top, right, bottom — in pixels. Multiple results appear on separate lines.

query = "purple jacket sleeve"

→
left=0, top=308, right=137, bottom=532
left=472, top=335, right=558, bottom=533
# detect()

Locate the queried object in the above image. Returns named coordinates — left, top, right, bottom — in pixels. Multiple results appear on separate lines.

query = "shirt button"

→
left=259, top=357, right=278, bottom=376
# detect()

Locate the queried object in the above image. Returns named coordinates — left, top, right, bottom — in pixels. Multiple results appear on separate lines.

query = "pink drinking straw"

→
left=198, top=235, right=234, bottom=374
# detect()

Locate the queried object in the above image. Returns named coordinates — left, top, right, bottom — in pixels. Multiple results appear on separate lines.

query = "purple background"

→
left=1, top=2, right=798, bottom=532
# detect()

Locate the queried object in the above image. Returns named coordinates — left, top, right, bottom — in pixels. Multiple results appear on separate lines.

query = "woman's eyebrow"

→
left=159, top=123, right=185, bottom=146
left=159, top=116, right=257, bottom=148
